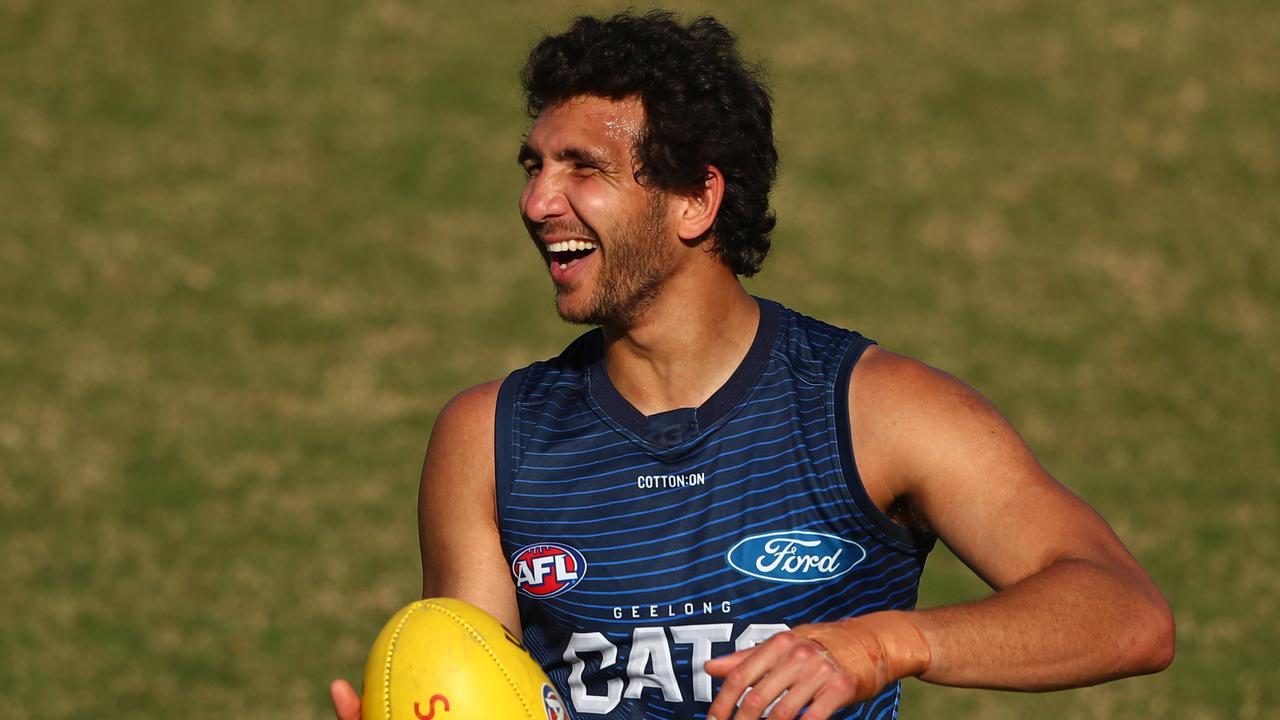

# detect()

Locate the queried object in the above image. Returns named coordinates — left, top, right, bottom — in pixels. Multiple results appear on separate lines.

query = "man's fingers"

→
left=704, top=633, right=873, bottom=720
left=730, top=648, right=811, bottom=720
left=752, top=647, right=843, bottom=720
left=706, top=639, right=793, bottom=720
left=800, top=683, right=858, bottom=720
left=704, top=645, right=756, bottom=677
left=330, top=679, right=361, bottom=720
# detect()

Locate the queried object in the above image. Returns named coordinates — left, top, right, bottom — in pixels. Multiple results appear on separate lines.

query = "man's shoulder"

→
left=436, top=380, right=503, bottom=432
left=850, top=346, right=1015, bottom=483
left=852, top=346, right=982, bottom=414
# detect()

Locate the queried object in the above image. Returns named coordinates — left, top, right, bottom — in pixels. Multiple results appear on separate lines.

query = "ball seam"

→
left=422, top=601, right=538, bottom=720
left=383, top=600, right=426, bottom=720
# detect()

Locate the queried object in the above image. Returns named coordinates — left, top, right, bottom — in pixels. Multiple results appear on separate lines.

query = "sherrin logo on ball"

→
left=361, top=597, right=563, bottom=720
left=511, top=542, right=586, bottom=598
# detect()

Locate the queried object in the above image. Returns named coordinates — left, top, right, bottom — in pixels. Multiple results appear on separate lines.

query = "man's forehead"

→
left=526, top=95, right=644, bottom=151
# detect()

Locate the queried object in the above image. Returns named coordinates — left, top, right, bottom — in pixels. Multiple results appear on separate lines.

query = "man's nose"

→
left=521, top=172, right=570, bottom=223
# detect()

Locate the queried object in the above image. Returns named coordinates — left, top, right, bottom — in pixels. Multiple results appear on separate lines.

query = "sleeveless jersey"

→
left=495, top=298, right=934, bottom=720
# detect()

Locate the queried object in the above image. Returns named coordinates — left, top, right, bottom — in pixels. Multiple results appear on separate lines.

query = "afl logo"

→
left=727, top=530, right=866, bottom=583
left=512, top=543, right=586, bottom=598
left=542, top=683, right=567, bottom=720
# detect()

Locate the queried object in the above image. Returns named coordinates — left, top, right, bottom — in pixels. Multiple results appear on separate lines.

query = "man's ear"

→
left=675, top=165, right=725, bottom=242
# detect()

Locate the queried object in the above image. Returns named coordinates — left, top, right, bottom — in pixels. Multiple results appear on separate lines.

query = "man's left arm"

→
left=706, top=349, right=1174, bottom=720
left=869, top=349, right=1174, bottom=690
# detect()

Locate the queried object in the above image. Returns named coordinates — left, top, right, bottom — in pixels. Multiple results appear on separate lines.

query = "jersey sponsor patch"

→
left=726, top=530, right=866, bottom=583
left=512, top=542, right=587, bottom=598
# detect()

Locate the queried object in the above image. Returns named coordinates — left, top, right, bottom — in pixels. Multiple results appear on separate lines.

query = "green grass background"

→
left=2, top=1, right=1276, bottom=717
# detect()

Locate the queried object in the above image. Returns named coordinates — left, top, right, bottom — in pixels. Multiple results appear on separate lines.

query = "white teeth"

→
left=546, top=239, right=597, bottom=253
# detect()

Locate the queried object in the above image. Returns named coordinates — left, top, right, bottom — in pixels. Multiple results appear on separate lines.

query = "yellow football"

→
left=361, top=597, right=567, bottom=720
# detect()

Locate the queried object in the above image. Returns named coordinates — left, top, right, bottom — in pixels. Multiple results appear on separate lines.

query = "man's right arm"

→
left=332, top=380, right=515, bottom=720
left=418, top=380, right=520, bottom=632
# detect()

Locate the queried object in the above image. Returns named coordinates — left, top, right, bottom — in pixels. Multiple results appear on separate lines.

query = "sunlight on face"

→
left=518, top=96, right=676, bottom=326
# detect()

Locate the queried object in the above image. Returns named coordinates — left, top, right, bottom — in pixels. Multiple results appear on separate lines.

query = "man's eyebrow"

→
left=554, top=146, right=612, bottom=168
left=517, top=143, right=613, bottom=168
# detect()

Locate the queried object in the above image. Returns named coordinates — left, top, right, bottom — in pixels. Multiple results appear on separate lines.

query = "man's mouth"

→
left=545, top=238, right=599, bottom=271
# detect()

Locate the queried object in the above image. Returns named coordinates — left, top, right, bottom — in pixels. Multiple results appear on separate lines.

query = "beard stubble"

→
left=555, top=193, right=672, bottom=328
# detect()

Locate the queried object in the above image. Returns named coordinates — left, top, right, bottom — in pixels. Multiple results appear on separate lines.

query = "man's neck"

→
left=600, top=275, right=760, bottom=416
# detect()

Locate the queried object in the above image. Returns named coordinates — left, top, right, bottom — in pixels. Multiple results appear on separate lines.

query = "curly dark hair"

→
left=521, top=11, right=778, bottom=277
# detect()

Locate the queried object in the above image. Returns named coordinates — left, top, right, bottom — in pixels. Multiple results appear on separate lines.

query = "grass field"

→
left=1, top=1, right=1277, bottom=717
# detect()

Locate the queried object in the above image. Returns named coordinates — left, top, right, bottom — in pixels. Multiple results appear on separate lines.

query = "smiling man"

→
left=517, top=95, right=680, bottom=328
left=332, top=11, right=1173, bottom=720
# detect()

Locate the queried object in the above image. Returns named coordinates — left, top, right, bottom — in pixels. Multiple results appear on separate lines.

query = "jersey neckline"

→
left=586, top=296, right=781, bottom=448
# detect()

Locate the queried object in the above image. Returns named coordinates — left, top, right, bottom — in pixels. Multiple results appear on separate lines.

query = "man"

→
left=333, top=11, right=1173, bottom=720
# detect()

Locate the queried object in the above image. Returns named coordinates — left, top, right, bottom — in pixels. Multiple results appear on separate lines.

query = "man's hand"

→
left=330, top=679, right=361, bottom=720
left=703, top=634, right=859, bottom=720
left=703, top=612, right=931, bottom=720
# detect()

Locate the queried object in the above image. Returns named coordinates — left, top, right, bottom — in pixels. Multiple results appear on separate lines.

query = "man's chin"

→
left=555, top=292, right=628, bottom=327
left=554, top=293, right=598, bottom=326
left=556, top=310, right=599, bottom=326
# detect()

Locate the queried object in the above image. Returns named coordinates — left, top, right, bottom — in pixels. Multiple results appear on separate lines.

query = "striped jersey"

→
left=495, top=297, right=934, bottom=719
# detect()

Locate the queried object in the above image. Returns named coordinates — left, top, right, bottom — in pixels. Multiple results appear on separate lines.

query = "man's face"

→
left=518, top=95, right=675, bottom=326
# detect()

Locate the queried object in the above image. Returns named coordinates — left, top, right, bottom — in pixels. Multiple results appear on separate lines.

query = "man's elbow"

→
left=1127, top=595, right=1176, bottom=675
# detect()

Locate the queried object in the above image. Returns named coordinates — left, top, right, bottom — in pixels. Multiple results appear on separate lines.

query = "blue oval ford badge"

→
left=726, top=530, right=866, bottom=583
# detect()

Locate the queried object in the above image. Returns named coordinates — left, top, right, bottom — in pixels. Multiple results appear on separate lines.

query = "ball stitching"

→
left=383, top=600, right=426, bottom=720
left=422, top=600, right=537, bottom=720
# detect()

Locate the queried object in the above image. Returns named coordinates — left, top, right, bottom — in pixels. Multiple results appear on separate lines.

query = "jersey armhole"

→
left=493, top=367, right=527, bottom=529
left=836, top=339, right=936, bottom=554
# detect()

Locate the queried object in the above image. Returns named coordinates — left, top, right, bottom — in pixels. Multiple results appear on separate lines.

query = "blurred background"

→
left=1, top=1, right=1276, bottom=717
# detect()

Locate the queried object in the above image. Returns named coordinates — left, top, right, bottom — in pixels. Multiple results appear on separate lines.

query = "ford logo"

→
left=726, top=530, right=866, bottom=583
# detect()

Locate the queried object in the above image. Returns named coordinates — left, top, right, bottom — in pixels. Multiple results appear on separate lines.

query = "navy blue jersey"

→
left=495, top=298, right=934, bottom=719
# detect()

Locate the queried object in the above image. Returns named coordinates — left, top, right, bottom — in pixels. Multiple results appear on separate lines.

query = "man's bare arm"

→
left=706, top=348, right=1174, bottom=720
left=332, top=381, right=516, bottom=720
left=418, top=380, right=521, bottom=634
left=854, top=347, right=1175, bottom=689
